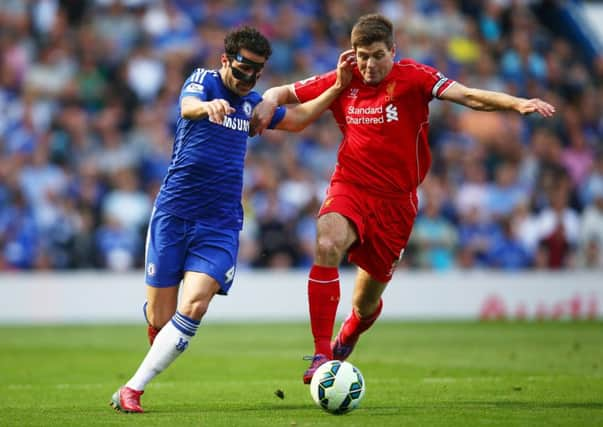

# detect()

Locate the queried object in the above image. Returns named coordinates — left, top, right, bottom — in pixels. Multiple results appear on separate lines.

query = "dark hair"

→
left=224, top=26, right=272, bottom=59
left=351, top=14, right=394, bottom=50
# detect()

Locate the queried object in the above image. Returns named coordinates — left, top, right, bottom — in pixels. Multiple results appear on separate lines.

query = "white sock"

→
left=126, top=311, right=200, bottom=391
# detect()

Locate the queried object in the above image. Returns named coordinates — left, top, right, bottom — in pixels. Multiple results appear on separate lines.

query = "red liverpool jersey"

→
left=294, top=58, right=455, bottom=195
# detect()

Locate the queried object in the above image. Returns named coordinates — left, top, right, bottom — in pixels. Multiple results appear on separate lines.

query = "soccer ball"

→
left=309, top=360, right=365, bottom=414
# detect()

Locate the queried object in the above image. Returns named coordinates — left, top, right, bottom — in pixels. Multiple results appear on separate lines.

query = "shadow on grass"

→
left=148, top=403, right=314, bottom=414
left=135, top=400, right=603, bottom=416
left=467, top=401, right=603, bottom=410
left=395, top=401, right=603, bottom=411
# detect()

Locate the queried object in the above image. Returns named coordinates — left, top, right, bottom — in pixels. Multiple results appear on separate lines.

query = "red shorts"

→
left=318, top=181, right=418, bottom=283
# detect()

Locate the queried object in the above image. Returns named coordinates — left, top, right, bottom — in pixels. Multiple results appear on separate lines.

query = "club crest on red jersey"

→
left=385, top=82, right=396, bottom=101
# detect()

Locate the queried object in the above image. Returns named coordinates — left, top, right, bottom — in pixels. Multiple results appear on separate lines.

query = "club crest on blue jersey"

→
left=242, top=101, right=252, bottom=118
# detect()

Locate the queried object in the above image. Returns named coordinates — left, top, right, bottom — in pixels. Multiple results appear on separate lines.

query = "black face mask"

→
left=227, top=53, right=265, bottom=85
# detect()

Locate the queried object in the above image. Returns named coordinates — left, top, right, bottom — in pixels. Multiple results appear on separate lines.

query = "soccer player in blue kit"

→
left=110, top=26, right=355, bottom=413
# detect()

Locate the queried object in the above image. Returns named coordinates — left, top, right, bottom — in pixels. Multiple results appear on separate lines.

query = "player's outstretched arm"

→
left=439, top=82, right=556, bottom=117
left=272, top=50, right=355, bottom=133
left=181, top=96, right=235, bottom=123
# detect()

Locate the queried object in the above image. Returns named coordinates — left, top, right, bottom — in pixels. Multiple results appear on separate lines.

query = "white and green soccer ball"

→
left=309, top=360, right=365, bottom=414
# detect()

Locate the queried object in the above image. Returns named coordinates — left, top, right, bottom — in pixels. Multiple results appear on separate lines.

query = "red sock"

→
left=340, top=299, right=383, bottom=344
left=308, top=265, right=340, bottom=359
left=147, top=325, right=160, bottom=346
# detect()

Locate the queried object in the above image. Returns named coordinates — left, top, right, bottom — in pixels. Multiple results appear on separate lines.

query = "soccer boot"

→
left=331, top=330, right=358, bottom=361
left=302, top=353, right=329, bottom=384
left=110, top=386, right=144, bottom=413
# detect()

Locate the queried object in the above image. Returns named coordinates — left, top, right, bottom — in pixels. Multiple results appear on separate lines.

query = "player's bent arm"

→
left=273, top=84, right=343, bottom=132
left=272, top=49, right=355, bottom=132
left=180, top=96, right=235, bottom=122
left=181, top=96, right=209, bottom=119
left=439, top=82, right=555, bottom=117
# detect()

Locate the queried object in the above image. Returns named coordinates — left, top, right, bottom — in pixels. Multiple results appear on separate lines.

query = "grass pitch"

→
left=0, top=321, right=602, bottom=426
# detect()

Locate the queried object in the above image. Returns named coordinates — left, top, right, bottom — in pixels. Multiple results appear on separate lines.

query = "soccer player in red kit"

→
left=252, top=13, right=555, bottom=384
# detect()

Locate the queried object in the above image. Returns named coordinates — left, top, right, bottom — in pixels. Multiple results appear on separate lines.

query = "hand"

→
left=206, top=99, right=235, bottom=124
left=334, top=49, right=356, bottom=90
left=516, top=98, right=556, bottom=117
left=249, top=99, right=278, bottom=136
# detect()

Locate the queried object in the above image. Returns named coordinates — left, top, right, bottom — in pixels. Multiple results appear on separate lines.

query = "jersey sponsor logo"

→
left=385, top=104, right=398, bottom=122
left=225, top=265, right=235, bottom=284
left=221, top=116, right=250, bottom=133
left=345, top=105, right=384, bottom=124
left=344, top=103, right=399, bottom=124
left=185, top=82, right=204, bottom=93
left=242, top=101, right=252, bottom=118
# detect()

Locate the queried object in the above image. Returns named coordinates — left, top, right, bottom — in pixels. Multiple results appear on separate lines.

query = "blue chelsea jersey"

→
left=155, top=68, right=286, bottom=229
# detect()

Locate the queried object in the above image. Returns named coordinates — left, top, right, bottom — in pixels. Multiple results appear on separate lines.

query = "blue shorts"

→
left=144, top=208, right=239, bottom=295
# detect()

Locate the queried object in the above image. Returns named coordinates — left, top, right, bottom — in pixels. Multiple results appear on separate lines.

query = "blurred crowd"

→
left=0, top=0, right=602, bottom=272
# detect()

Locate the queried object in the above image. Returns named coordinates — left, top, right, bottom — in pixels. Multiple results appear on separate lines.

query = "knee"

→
left=315, top=235, right=346, bottom=264
left=178, top=298, right=210, bottom=321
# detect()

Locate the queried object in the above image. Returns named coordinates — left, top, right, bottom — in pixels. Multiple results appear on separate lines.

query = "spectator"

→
left=580, top=152, right=603, bottom=206
left=455, top=158, right=488, bottom=218
left=95, top=212, right=141, bottom=271
left=486, top=217, right=532, bottom=270
left=457, top=206, right=501, bottom=268
left=101, top=167, right=151, bottom=232
left=533, top=185, right=580, bottom=269
left=578, top=185, right=603, bottom=268
left=486, top=162, right=527, bottom=219
left=411, top=186, right=457, bottom=271
left=0, top=188, right=39, bottom=269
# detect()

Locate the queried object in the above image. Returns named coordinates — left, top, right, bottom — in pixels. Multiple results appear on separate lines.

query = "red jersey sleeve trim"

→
left=432, top=77, right=456, bottom=98
left=397, top=59, right=455, bottom=99
left=435, top=80, right=456, bottom=98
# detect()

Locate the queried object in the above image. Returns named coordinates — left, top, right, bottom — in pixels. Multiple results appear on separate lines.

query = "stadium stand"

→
left=0, top=0, right=601, bottom=271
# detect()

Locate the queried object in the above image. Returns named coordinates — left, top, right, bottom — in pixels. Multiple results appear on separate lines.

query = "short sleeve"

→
left=399, top=59, right=455, bottom=99
left=180, top=69, right=210, bottom=102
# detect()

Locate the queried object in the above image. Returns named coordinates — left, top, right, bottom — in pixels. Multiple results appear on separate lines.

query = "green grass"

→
left=0, top=321, right=602, bottom=426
